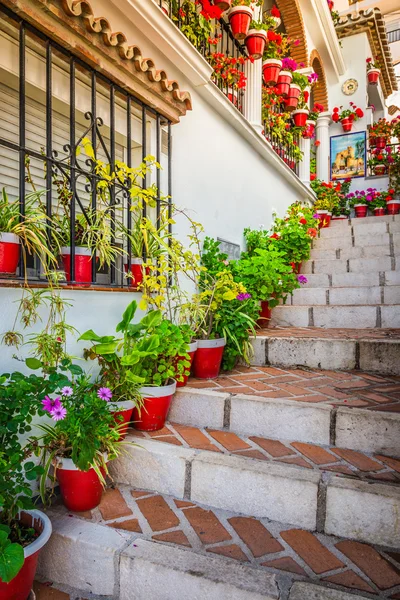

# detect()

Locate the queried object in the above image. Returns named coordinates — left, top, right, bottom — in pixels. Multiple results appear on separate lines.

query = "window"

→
left=0, top=5, right=172, bottom=287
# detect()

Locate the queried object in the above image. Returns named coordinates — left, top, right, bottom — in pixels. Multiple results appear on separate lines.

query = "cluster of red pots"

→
left=262, top=60, right=310, bottom=123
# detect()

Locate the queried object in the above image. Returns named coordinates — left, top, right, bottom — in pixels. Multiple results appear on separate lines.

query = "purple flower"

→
left=42, top=395, right=61, bottom=413
left=282, top=57, right=297, bottom=71
left=98, top=387, right=113, bottom=401
left=61, top=386, right=73, bottom=397
left=308, top=72, right=319, bottom=83
left=313, top=213, right=319, bottom=219
left=366, top=194, right=373, bottom=202
left=50, top=404, right=67, bottom=421
left=236, top=293, right=252, bottom=301
left=297, top=275, right=308, bottom=284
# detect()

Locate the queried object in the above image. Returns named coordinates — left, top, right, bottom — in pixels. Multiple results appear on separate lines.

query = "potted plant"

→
left=347, top=189, right=377, bottom=218
left=209, top=52, right=248, bottom=103
left=332, top=103, right=364, bottom=132
left=310, top=179, right=342, bottom=227
left=292, top=108, right=310, bottom=127
left=368, top=148, right=388, bottom=176
left=228, top=0, right=254, bottom=41
left=286, top=71, right=308, bottom=112
left=369, top=119, right=392, bottom=149
left=262, top=30, right=284, bottom=85
left=366, top=57, right=380, bottom=85
left=245, top=21, right=268, bottom=59
left=383, top=188, right=400, bottom=215
left=370, top=192, right=386, bottom=216
left=276, top=57, right=297, bottom=98
left=331, top=178, right=351, bottom=220
left=119, top=217, right=165, bottom=288
left=268, top=5, right=281, bottom=28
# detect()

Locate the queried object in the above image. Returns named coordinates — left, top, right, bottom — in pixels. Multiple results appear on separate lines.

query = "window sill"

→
left=0, top=279, right=139, bottom=293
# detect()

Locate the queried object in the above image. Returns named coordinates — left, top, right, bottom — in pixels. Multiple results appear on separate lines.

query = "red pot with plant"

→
left=62, top=246, right=93, bottom=285
left=285, top=84, right=301, bottom=111
left=387, top=199, right=400, bottom=215
left=176, top=341, right=198, bottom=388
left=316, top=210, right=331, bottom=228
left=133, top=380, right=177, bottom=431
left=228, top=5, right=253, bottom=41
left=367, top=69, right=380, bottom=85
left=109, top=400, right=135, bottom=439
left=292, top=109, right=309, bottom=127
left=354, top=203, right=368, bottom=218
left=245, top=29, right=267, bottom=59
left=262, top=59, right=282, bottom=86
left=0, top=510, right=52, bottom=600
left=257, top=301, right=272, bottom=329
left=276, top=70, right=292, bottom=97
left=341, top=117, right=353, bottom=133
left=193, top=338, right=226, bottom=379
left=375, top=137, right=386, bottom=150
left=374, top=207, right=386, bottom=216
left=55, top=457, right=106, bottom=511
left=332, top=104, right=364, bottom=132
left=374, top=165, right=386, bottom=176
left=0, top=232, right=20, bottom=274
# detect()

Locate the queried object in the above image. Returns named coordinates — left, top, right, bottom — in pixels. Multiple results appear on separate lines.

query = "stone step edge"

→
left=109, top=438, right=400, bottom=549
left=251, top=335, right=400, bottom=376
left=171, top=388, right=400, bottom=456
left=38, top=516, right=279, bottom=599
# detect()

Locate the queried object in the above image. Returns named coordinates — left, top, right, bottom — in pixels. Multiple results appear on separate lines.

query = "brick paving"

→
left=43, top=485, right=400, bottom=599
left=186, top=365, right=400, bottom=411
left=129, top=423, right=400, bottom=484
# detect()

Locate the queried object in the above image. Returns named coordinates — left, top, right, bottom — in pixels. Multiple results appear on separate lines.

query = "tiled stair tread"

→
left=45, top=485, right=400, bottom=598
left=256, top=327, right=400, bottom=340
left=186, top=366, right=400, bottom=411
left=128, top=423, right=400, bottom=485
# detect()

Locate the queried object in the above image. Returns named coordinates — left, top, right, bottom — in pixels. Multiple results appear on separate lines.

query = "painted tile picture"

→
left=330, top=131, right=366, bottom=180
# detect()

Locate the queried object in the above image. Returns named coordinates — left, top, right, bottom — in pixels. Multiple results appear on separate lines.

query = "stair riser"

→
left=270, top=305, right=400, bottom=328
left=170, top=389, right=400, bottom=456
left=304, top=257, right=395, bottom=274
left=289, top=287, right=385, bottom=306
left=310, top=245, right=391, bottom=260
left=316, top=233, right=391, bottom=250
left=110, top=439, right=400, bottom=548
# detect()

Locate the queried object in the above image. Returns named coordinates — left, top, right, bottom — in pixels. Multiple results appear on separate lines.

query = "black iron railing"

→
left=0, top=4, right=172, bottom=287
left=263, top=124, right=300, bottom=174
left=366, top=141, right=398, bottom=178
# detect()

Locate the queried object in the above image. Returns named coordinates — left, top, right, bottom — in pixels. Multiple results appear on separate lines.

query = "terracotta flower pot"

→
left=316, top=210, right=331, bottom=228
left=354, top=203, right=368, bottom=218
left=367, top=69, right=380, bottom=85
left=374, top=137, right=387, bottom=150
left=262, top=59, right=282, bottom=86
left=0, top=232, right=20, bottom=275
left=245, top=29, right=267, bottom=59
left=275, top=70, right=293, bottom=98
left=374, top=165, right=386, bottom=176
left=292, top=109, right=309, bottom=127
left=193, top=338, right=226, bottom=379
left=341, top=117, right=353, bottom=133
left=0, top=511, right=52, bottom=600
left=374, top=207, right=386, bottom=216
left=387, top=199, right=400, bottom=215
left=228, top=6, right=253, bottom=41
left=257, top=301, right=272, bottom=329
left=176, top=341, right=198, bottom=388
left=61, top=246, right=93, bottom=285
left=134, top=380, right=177, bottom=431
left=109, top=399, right=135, bottom=439
left=55, top=457, right=106, bottom=511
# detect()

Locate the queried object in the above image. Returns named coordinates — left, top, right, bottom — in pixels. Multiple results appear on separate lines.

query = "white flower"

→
left=278, top=280, right=283, bottom=285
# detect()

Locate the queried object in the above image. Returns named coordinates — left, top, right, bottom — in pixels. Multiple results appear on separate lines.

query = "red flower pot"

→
left=316, top=210, right=331, bottom=228
left=0, top=232, right=20, bottom=274
left=387, top=200, right=400, bottom=215
left=124, top=258, right=146, bottom=287
left=294, top=262, right=302, bottom=274
left=374, top=165, right=386, bottom=176
left=257, top=301, right=272, bottom=329
left=374, top=137, right=387, bottom=150
left=133, top=380, right=177, bottom=431
left=354, top=203, right=368, bottom=218
left=367, top=69, right=380, bottom=85
left=374, top=207, right=386, bottom=216
left=275, top=71, right=292, bottom=98
left=292, top=110, right=309, bottom=127
left=262, top=59, right=282, bottom=86
left=192, top=338, right=226, bottom=379
left=109, top=400, right=135, bottom=439
left=227, top=87, right=238, bottom=106
left=176, top=341, right=198, bottom=388
left=55, top=457, right=105, bottom=511
left=215, top=0, right=231, bottom=10
left=0, top=510, right=52, bottom=600
left=228, top=6, right=253, bottom=41
left=62, top=247, right=93, bottom=285
left=341, top=117, right=353, bottom=133
left=245, top=30, right=267, bottom=59
left=286, top=85, right=301, bottom=112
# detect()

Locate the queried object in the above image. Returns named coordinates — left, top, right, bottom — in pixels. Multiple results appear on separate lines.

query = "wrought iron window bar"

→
left=0, top=3, right=172, bottom=288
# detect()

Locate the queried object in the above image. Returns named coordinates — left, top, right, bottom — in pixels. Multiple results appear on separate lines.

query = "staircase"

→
left=35, top=215, right=400, bottom=600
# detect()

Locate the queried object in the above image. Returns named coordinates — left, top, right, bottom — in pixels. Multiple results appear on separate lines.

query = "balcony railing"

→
left=388, top=29, right=400, bottom=44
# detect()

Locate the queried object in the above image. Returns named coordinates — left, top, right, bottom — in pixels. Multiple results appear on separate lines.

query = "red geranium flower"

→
left=299, top=217, right=307, bottom=225
left=270, top=232, right=280, bottom=239
left=307, top=228, right=318, bottom=238
left=310, top=173, right=316, bottom=181
left=315, top=140, right=321, bottom=147
left=332, top=113, right=339, bottom=122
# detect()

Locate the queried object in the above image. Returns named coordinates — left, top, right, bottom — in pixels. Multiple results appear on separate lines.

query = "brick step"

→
left=310, top=244, right=391, bottom=260
left=105, top=429, right=400, bottom=548
left=303, top=271, right=400, bottom=288
left=302, top=256, right=396, bottom=274
left=269, top=304, right=400, bottom=328
left=251, top=329, right=400, bottom=375
left=39, top=485, right=400, bottom=599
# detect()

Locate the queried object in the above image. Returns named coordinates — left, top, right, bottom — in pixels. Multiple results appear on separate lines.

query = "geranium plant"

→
left=332, top=103, right=364, bottom=123
left=369, top=119, right=392, bottom=144
left=346, top=188, right=379, bottom=208
left=366, top=57, right=380, bottom=71
left=209, top=52, right=248, bottom=91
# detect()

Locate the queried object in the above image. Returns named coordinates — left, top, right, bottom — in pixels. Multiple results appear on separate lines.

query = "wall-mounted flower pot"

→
left=316, top=210, right=331, bottom=228
left=228, top=6, right=253, bottom=41
left=55, top=457, right=105, bottom=511
left=374, top=207, right=386, bottom=216
left=193, top=338, right=226, bottom=379
left=0, top=510, right=52, bottom=600
left=109, top=399, right=136, bottom=439
left=341, top=117, right=353, bottom=133
left=134, top=380, right=177, bottom=431
left=262, top=59, right=282, bottom=86
left=215, top=0, right=232, bottom=10
left=374, top=137, right=387, bottom=150
left=285, top=84, right=301, bottom=111
left=387, top=199, right=400, bottom=215
left=0, top=232, right=20, bottom=274
left=176, top=341, right=198, bottom=388
left=367, top=69, right=380, bottom=85
left=374, top=165, right=386, bottom=176
left=245, top=29, right=267, bottom=59
left=354, top=203, right=368, bottom=218
left=61, top=246, right=93, bottom=285
left=275, top=70, right=293, bottom=97
left=257, top=301, right=272, bottom=329
left=292, top=109, right=309, bottom=127
left=124, top=257, right=146, bottom=287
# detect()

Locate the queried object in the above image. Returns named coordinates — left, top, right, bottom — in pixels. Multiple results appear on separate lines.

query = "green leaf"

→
left=25, top=358, right=42, bottom=370
left=0, top=531, right=25, bottom=583
left=93, top=342, right=119, bottom=355
left=68, top=364, right=83, bottom=375
left=116, top=300, right=137, bottom=333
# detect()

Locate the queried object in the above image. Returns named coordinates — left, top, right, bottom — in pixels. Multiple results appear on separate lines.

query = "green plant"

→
left=310, top=179, right=341, bottom=213
left=243, top=227, right=271, bottom=256
left=370, top=192, right=386, bottom=210
left=120, top=217, right=164, bottom=260
left=369, top=119, right=392, bottom=142
left=171, top=0, right=218, bottom=50
left=292, top=71, right=309, bottom=90
left=366, top=57, right=380, bottom=71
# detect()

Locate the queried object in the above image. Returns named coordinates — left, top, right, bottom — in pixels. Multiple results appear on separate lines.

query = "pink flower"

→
left=42, top=396, right=61, bottom=413
left=51, top=404, right=67, bottom=421
left=61, top=386, right=73, bottom=397
left=297, top=275, right=308, bottom=284
left=98, top=387, right=113, bottom=401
